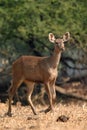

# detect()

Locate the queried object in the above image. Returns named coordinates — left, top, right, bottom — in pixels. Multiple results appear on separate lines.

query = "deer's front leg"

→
left=45, top=82, right=53, bottom=112
left=50, top=79, right=56, bottom=105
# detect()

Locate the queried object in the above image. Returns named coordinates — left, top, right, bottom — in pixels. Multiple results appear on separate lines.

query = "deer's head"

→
left=49, top=32, right=70, bottom=51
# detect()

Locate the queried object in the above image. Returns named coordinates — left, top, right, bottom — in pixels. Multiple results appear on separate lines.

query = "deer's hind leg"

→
left=24, top=80, right=36, bottom=115
left=7, top=79, right=23, bottom=116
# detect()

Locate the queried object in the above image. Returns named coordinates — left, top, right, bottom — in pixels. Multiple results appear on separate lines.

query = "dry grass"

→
left=0, top=81, right=87, bottom=130
left=0, top=100, right=87, bottom=130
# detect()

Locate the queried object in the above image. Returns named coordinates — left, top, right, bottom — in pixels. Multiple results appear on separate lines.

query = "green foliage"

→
left=0, top=0, right=87, bottom=58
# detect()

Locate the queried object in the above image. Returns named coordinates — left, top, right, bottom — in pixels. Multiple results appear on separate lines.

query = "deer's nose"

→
left=61, top=47, right=65, bottom=51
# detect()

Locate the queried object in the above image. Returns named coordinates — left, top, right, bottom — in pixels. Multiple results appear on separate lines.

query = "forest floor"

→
left=0, top=81, right=87, bottom=130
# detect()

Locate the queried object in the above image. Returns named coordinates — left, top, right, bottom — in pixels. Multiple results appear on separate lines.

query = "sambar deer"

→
left=7, top=32, right=70, bottom=116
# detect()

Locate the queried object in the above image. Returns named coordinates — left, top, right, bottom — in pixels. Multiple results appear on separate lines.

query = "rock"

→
left=56, top=115, right=69, bottom=122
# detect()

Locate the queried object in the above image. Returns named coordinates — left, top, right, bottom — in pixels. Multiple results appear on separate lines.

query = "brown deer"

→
left=7, top=32, right=70, bottom=116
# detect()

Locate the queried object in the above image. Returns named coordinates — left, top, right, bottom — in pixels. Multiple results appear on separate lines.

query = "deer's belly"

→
left=24, top=68, right=43, bottom=82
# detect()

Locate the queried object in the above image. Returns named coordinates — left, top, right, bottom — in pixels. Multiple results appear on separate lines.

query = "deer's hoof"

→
left=5, top=112, right=12, bottom=117
left=45, top=106, right=54, bottom=114
left=44, top=107, right=51, bottom=113
left=33, top=111, right=38, bottom=115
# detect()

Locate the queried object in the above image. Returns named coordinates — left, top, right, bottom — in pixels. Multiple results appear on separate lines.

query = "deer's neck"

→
left=49, top=49, right=61, bottom=69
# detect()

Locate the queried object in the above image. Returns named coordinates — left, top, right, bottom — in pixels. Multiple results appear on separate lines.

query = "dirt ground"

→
left=0, top=81, right=87, bottom=130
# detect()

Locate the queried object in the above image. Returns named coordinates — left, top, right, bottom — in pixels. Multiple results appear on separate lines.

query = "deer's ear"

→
left=63, top=32, right=70, bottom=42
left=49, top=33, right=55, bottom=43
